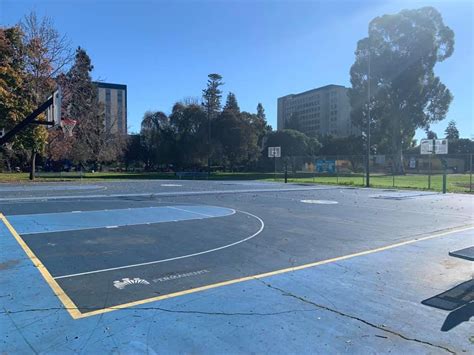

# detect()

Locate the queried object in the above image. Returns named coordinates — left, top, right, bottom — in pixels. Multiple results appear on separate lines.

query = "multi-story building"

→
left=94, top=82, right=127, bottom=135
left=277, top=84, right=359, bottom=138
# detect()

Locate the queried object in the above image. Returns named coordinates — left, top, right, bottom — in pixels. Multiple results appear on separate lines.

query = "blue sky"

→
left=2, top=0, right=473, bottom=139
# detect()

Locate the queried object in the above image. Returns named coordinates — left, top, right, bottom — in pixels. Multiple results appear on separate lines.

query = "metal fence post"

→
left=470, top=154, right=473, bottom=193
left=361, top=155, right=365, bottom=186
left=442, top=173, right=447, bottom=193
left=274, top=156, right=277, bottom=181
left=428, top=154, right=432, bottom=190
left=392, top=157, right=395, bottom=188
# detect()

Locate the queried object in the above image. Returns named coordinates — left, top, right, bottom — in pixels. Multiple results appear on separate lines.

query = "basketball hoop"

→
left=60, top=118, right=77, bottom=137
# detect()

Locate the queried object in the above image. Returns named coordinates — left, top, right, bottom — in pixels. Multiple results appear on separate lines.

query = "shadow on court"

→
left=422, top=279, right=474, bottom=331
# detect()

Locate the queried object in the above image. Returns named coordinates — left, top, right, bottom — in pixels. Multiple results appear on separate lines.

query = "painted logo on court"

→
left=113, top=277, right=150, bottom=290
left=300, top=199, right=338, bottom=205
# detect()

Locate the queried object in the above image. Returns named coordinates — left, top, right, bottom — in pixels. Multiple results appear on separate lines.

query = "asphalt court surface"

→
left=1, top=180, right=473, bottom=319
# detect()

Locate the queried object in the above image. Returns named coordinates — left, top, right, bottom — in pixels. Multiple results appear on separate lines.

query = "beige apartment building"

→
left=94, top=82, right=127, bottom=135
left=277, top=84, right=359, bottom=138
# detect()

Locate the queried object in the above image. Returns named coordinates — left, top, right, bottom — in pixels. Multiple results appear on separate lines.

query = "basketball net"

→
left=60, top=118, right=77, bottom=137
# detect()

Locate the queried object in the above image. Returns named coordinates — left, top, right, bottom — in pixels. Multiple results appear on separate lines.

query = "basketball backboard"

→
left=434, top=139, right=448, bottom=154
left=46, top=87, right=62, bottom=127
left=268, top=146, right=281, bottom=158
left=420, top=139, right=448, bottom=155
left=420, top=139, right=433, bottom=155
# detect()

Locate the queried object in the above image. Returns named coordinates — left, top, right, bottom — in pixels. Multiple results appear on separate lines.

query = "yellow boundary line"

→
left=0, top=213, right=82, bottom=319
left=1, top=211, right=472, bottom=319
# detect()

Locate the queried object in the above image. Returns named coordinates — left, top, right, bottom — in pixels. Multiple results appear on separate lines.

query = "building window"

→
left=117, top=90, right=123, bottom=133
left=105, top=89, right=111, bottom=130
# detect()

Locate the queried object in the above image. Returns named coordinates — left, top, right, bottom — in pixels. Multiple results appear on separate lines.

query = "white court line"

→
left=167, top=206, right=236, bottom=218
left=53, top=210, right=264, bottom=280
left=11, top=205, right=235, bottom=236
left=0, top=186, right=335, bottom=202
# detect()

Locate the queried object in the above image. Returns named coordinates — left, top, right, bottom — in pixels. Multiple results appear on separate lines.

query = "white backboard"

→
left=434, top=139, right=448, bottom=154
left=268, top=146, right=281, bottom=158
left=46, top=87, right=62, bottom=127
left=420, top=139, right=448, bottom=154
left=420, top=139, right=433, bottom=155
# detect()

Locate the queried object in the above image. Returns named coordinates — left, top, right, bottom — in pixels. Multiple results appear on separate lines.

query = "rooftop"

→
left=279, top=84, right=346, bottom=99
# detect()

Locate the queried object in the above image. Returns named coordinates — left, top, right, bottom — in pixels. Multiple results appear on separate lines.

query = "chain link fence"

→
left=262, top=154, right=473, bottom=193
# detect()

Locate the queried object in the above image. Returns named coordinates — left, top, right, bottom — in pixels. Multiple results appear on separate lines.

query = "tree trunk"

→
left=29, top=149, right=36, bottom=180
left=391, top=113, right=405, bottom=174
left=393, top=148, right=405, bottom=175
left=5, top=154, right=11, bottom=172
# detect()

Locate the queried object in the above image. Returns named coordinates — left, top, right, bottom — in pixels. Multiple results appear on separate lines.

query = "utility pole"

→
left=207, top=106, right=211, bottom=178
left=366, top=40, right=371, bottom=188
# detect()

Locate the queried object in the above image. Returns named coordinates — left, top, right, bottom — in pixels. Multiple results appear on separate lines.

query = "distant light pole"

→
left=366, top=41, right=371, bottom=188
left=207, top=107, right=211, bottom=178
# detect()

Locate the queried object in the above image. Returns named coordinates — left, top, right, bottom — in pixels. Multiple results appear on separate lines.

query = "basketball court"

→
left=0, top=180, right=472, bottom=352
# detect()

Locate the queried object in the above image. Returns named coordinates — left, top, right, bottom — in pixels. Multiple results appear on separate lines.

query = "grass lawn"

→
left=0, top=171, right=175, bottom=182
left=279, top=173, right=472, bottom=193
left=0, top=171, right=471, bottom=193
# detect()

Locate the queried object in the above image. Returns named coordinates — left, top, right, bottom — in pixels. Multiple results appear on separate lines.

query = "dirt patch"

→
left=0, top=259, right=20, bottom=270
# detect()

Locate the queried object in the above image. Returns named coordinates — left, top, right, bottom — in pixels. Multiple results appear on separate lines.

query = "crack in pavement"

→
left=1, top=307, right=315, bottom=317
left=258, top=279, right=456, bottom=354
left=3, top=307, right=38, bottom=354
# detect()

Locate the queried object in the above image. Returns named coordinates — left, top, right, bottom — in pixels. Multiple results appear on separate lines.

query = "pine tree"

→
left=202, top=73, right=223, bottom=119
left=65, top=47, right=107, bottom=169
left=223, top=92, right=240, bottom=112
left=201, top=73, right=224, bottom=174
left=256, top=103, right=266, bottom=120
left=444, top=120, right=459, bottom=140
left=252, top=103, right=272, bottom=150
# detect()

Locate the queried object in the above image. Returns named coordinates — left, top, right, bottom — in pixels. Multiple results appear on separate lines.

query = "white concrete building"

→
left=277, top=84, right=359, bottom=138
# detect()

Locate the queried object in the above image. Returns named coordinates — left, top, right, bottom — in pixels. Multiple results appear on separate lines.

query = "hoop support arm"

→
left=0, top=97, right=53, bottom=146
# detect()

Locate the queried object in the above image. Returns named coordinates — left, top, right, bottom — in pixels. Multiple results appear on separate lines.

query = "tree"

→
left=202, top=73, right=224, bottom=172
left=62, top=48, right=105, bottom=169
left=253, top=103, right=272, bottom=149
left=140, top=111, right=175, bottom=169
left=123, top=134, right=143, bottom=170
left=169, top=102, right=207, bottom=167
left=425, top=128, right=438, bottom=139
left=320, top=135, right=364, bottom=156
left=0, top=27, right=35, bottom=172
left=213, top=110, right=257, bottom=171
left=202, top=73, right=224, bottom=119
left=256, top=103, right=265, bottom=121
left=21, top=12, right=72, bottom=102
left=264, top=129, right=318, bottom=172
left=348, top=7, right=454, bottom=173
left=20, top=12, right=72, bottom=179
left=449, top=138, right=473, bottom=154
left=444, top=120, right=459, bottom=140
left=223, top=92, right=240, bottom=112
left=319, top=135, right=364, bottom=170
